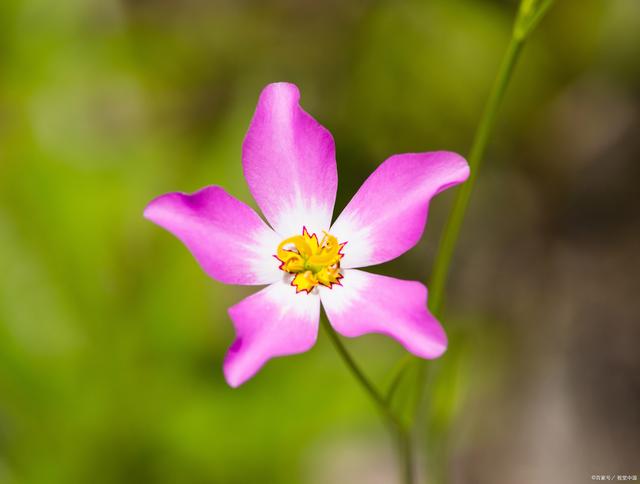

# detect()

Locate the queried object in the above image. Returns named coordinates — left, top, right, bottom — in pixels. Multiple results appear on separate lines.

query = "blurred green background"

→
left=1, top=0, right=638, bottom=483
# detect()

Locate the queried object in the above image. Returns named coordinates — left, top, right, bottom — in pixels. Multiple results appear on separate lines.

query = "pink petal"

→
left=144, top=186, right=281, bottom=285
left=224, top=280, right=320, bottom=387
left=242, top=82, right=338, bottom=237
left=330, top=151, right=469, bottom=268
left=320, top=270, right=447, bottom=359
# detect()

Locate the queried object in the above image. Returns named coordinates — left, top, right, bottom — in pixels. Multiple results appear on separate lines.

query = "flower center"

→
left=276, top=228, right=345, bottom=293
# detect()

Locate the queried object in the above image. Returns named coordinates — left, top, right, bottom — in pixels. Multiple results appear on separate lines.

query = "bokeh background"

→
left=1, top=0, right=638, bottom=483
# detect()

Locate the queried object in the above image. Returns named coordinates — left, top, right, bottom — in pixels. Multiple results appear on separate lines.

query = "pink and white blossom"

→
left=145, top=82, right=469, bottom=387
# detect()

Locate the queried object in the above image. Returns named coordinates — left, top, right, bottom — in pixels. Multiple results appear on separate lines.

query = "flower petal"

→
left=320, top=269, right=446, bottom=359
left=144, top=186, right=281, bottom=285
left=330, top=151, right=469, bottom=268
left=224, top=280, right=320, bottom=387
left=242, top=82, right=338, bottom=237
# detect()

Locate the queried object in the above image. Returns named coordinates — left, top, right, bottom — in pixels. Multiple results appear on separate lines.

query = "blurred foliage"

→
left=0, top=0, right=637, bottom=483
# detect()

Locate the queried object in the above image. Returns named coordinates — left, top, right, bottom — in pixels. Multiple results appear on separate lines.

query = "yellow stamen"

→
left=275, top=228, right=345, bottom=293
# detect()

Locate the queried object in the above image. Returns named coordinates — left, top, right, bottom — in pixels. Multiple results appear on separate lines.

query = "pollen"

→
left=276, top=228, right=345, bottom=293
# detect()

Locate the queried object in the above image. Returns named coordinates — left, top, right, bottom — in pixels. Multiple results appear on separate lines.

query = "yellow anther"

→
left=277, top=235, right=312, bottom=258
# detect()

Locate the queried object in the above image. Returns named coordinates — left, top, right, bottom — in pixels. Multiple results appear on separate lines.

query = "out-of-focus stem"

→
left=385, top=353, right=414, bottom=404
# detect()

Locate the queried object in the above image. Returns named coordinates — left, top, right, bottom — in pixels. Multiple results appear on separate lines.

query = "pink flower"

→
left=144, top=83, right=469, bottom=387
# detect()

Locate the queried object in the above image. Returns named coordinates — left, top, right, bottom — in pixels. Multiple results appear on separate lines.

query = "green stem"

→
left=321, top=317, right=414, bottom=484
left=418, top=2, right=553, bottom=483
left=428, top=24, right=527, bottom=316
left=385, top=353, right=413, bottom=404
left=397, top=429, right=414, bottom=484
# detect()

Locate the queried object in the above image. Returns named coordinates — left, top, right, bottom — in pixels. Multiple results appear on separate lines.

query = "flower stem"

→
left=385, top=353, right=414, bottom=404
left=320, top=316, right=414, bottom=484
left=416, top=2, right=554, bottom=483
left=428, top=0, right=553, bottom=316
